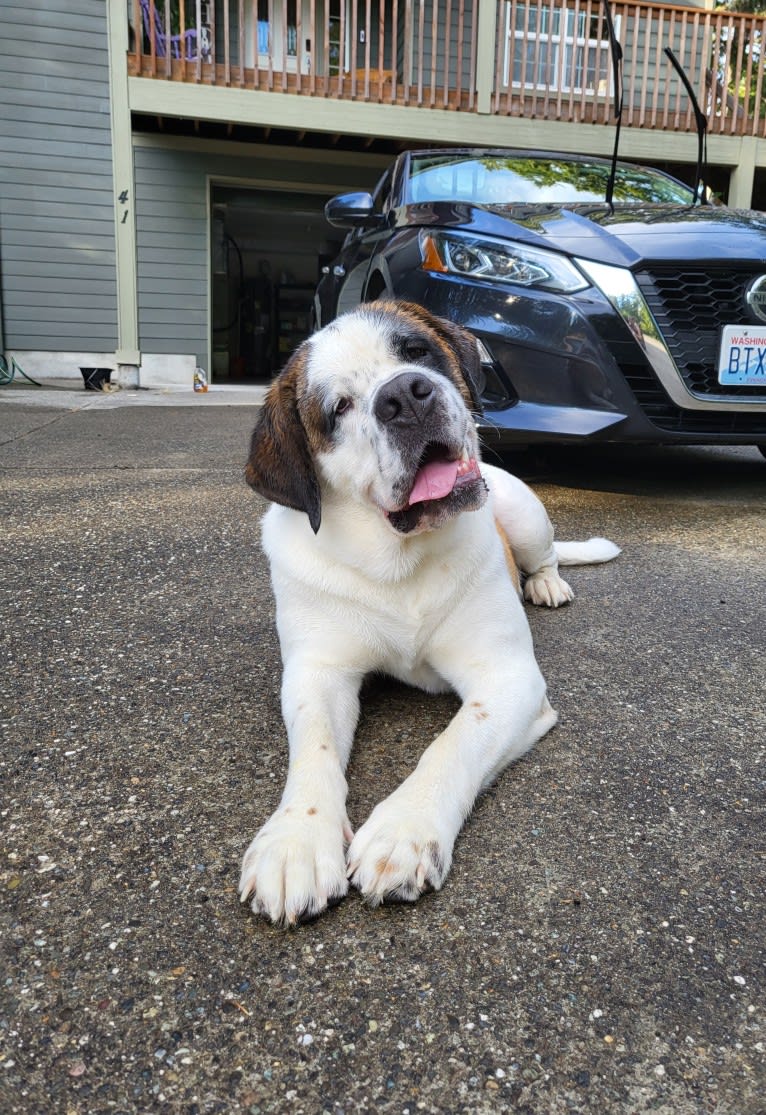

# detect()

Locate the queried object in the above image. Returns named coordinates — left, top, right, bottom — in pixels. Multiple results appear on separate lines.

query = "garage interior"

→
left=210, top=184, right=344, bottom=382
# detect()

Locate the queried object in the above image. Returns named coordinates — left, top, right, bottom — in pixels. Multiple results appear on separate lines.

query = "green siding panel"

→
left=0, top=0, right=117, bottom=351
left=133, top=140, right=388, bottom=366
left=134, top=146, right=209, bottom=361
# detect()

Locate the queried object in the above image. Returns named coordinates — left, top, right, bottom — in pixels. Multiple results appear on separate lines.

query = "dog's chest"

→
left=341, top=566, right=468, bottom=677
left=355, top=537, right=491, bottom=661
left=265, top=504, right=498, bottom=668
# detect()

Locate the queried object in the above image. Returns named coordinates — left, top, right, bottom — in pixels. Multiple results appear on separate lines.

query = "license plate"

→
left=718, top=324, right=766, bottom=386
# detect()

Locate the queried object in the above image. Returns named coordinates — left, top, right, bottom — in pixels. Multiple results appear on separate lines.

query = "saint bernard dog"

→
left=239, top=300, right=619, bottom=925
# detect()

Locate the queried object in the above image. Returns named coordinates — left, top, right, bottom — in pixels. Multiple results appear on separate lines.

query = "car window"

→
left=407, top=155, right=695, bottom=206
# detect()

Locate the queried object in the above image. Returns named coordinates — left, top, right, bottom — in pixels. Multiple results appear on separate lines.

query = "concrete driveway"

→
left=1, top=393, right=764, bottom=1114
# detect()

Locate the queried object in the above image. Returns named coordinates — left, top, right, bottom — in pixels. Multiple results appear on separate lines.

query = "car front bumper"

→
left=393, top=263, right=766, bottom=447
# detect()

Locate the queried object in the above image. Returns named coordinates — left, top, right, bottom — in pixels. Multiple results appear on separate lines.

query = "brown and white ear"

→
left=433, top=316, right=485, bottom=413
left=244, top=364, right=322, bottom=533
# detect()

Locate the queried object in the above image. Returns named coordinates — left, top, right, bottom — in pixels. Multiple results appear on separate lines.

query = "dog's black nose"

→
left=374, top=372, right=435, bottom=425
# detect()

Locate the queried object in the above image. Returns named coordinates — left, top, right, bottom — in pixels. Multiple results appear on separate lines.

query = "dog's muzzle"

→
left=373, top=370, right=487, bottom=534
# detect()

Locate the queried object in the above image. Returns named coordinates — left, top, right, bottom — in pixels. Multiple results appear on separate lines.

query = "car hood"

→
left=401, top=201, right=766, bottom=269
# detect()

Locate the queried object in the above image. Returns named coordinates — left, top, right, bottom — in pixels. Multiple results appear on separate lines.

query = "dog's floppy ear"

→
left=431, top=316, right=485, bottom=413
left=244, top=361, right=322, bottom=533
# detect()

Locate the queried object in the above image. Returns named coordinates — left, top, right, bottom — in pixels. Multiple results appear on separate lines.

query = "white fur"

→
left=555, top=538, right=622, bottom=565
left=239, top=308, right=620, bottom=924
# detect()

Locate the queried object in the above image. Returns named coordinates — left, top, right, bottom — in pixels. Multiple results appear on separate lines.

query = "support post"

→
left=728, top=136, right=757, bottom=208
left=107, top=0, right=141, bottom=378
left=476, top=0, right=499, bottom=115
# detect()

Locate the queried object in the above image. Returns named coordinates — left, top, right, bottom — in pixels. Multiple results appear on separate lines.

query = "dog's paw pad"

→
left=524, top=569, right=574, bottom=608
left=239, top=808, right=349, bottom=926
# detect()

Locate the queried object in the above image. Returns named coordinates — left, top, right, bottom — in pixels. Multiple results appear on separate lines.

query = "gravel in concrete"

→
left=1, top=398, right=764, bottom=1114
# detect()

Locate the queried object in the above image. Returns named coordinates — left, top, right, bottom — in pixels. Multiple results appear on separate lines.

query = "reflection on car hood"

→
left=401, top=201, right=766, bottom=269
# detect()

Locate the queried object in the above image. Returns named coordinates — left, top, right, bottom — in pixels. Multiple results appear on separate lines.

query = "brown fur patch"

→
left=382, top=300, right=483, bottom=411
left=494, top=518, right=522, bottom=596
left=244, top=345, right=323, bottom=533
left=298, top=387, right=334, bottom=456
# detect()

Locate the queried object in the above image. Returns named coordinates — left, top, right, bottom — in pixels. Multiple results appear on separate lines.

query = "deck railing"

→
left=128, top=0, right=766, bottom=138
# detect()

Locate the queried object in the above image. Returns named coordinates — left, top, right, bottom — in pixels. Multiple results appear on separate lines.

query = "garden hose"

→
left=0, top=355, right=42, bottom=387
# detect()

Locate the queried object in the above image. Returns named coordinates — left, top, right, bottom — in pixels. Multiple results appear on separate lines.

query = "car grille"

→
left=634, top=264, right=766, bottom=400
left=619, top=360, right=766, bottom=434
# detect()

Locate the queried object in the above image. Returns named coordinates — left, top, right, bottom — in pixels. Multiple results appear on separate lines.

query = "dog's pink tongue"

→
left=408, top=459, right=460, bottom=505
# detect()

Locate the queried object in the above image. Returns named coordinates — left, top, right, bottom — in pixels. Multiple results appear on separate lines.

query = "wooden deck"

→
left=129, top=0, right=766, bottom=138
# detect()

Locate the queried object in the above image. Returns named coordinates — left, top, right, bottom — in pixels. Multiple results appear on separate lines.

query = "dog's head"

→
left=245, top=301, right=488, bottom=535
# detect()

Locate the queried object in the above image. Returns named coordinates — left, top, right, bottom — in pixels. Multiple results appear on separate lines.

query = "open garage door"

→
left=210, top=184, right=342, bottom=383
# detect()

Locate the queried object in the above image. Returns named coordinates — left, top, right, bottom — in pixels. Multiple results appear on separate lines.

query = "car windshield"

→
left=407, top=154, right=695, bottom=206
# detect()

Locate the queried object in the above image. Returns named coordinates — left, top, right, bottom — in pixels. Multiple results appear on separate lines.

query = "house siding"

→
left=0, top=1, right=117, bottom=350
left=621, top=7, right=708, bottom=123
left=400, top=0, right=475, bottom=91
left=132, top=139, right=384, bottom=370
left=132, top=146, right=211, bottom=368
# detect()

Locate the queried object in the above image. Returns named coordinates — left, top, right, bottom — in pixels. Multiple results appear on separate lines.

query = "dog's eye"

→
left=404, top=344, right=429, bottom=362
left=335, top=397, right=352, bottom=416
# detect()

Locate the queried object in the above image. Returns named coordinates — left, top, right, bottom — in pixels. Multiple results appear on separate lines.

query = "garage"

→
left=209, top=183, right=344, bottom=383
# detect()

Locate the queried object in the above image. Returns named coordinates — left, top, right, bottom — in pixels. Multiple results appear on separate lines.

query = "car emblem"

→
left=744, top=275, right=766, bottom=324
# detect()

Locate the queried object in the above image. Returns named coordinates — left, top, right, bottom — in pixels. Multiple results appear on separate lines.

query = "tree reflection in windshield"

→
left=407, top=154, right=694, bottom=206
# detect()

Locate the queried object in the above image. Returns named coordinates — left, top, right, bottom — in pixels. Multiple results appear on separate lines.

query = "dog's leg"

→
left=347, top=641, right=556, bottom=905
left=483, top=462, right=574, bottom=607
left=239, top=662, right=362, bottom=925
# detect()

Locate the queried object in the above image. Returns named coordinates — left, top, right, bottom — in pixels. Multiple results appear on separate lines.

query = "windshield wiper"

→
left=603, top=2, right=624, bottom=211
left=663, top=47, right=709, bottom=206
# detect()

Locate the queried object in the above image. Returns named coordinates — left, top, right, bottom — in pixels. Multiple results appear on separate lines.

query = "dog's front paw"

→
left=347, top=801, right=453, bottom=906
left=524, top=567, right=574, bottom=608
left=239, top=807, right=351, bottom=926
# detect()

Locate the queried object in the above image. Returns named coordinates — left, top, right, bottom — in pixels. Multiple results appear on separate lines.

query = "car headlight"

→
left=420, top=230, right=589, bottom=293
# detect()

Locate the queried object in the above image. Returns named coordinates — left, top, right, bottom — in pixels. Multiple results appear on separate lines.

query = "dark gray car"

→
left=315, top=148, right=766, bottom=457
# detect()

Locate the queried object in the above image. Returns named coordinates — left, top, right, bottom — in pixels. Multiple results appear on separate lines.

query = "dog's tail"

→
left=554, top=537, right=621, bottom=566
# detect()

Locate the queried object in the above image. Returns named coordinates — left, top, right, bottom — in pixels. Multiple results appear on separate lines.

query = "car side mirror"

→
left=324, top=192, right=386, bottom=229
